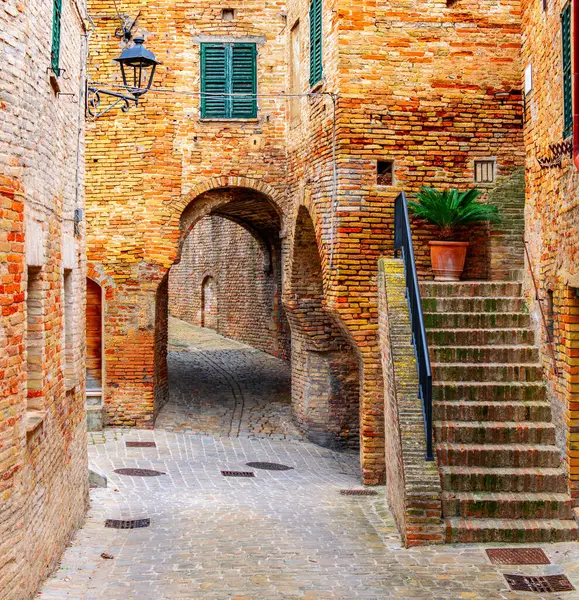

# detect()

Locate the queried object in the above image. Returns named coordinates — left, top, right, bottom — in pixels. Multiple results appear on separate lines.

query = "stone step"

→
left=420, top=281, right=522, bottom=298
left=427, top=328, right=535, bottom=347
left=430, top=345, right=539, bottom=364
left=445, top=518, right=577, bottom=543
left=442, top=492, right=574, bottom=519
left=422, top=297, right=526, bottom=314
left=432, top=381, right=546, bottom=402
left=440, top=466, right=568, bottom=493
left=435, top=421, right=556, bottom=444
left=432, top=363, right=542, bottom=383
left=436, top=443, right=561, bottom=468
left=424, top=312, right=531, bottom=330
left=434, top=401, right=552, bottom=423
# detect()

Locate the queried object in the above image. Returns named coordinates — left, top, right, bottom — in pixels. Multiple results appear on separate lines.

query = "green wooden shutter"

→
left=51, top=0, right=62, bottom=75
left=231, top=44, right=257, bottom=118
left=201, top=44, right=228, bottom=118
left=562, top=3, right=573, bottom=139
left=309, top=0, right=323, bottom=87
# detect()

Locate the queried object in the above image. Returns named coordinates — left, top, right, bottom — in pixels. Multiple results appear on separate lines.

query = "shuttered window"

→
left=51, top=0, right=62, bottom=75
left=561, top=3, right=573, bottom=139
left=309, top=0, right=323, bottom=87
left=200, top=43, right=257, bottom=119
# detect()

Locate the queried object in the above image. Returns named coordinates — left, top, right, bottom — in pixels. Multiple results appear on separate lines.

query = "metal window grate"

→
left=126, top=441, right=157, bottom=448
left=504, top=574, right=574, bottom=593
left=340, top=489, right=379, bottom=496
left=221, top=470, right=255, bottom=477
left=105, top=518, right=150, bottom=529
left=486, top=548, right=550, bottom=565
left=114, top=468, right=165, bottom=477
left=474, top=160, right=495, bottom=183
left=246, top=462, right=293, bottom=471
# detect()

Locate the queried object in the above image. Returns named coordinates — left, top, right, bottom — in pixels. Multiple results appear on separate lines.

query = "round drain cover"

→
left=114, top=468, right=165, bottom=477
left=246, top=462, right=293, bottom=471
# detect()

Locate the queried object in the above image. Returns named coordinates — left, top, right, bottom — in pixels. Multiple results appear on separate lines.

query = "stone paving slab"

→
left=39, top=429, right=579, bottom=600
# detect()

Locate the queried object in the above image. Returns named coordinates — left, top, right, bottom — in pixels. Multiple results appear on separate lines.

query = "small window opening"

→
left=546, top=289, right=555, bottom=339
left=474, top=159, right=495, bottom=183
left=222, top=8, right=235, bottom=21
left=63, top=269, right=74, bottom=381
left=27, top=267, right=44, bottom=410
left=377, top=160, right=394, bottom=186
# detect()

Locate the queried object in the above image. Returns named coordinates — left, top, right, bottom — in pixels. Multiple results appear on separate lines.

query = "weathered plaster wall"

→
left=0, top=0, right=88, bottom=596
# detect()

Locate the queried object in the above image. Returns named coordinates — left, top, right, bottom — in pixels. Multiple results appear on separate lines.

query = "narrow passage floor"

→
left=155, top=317, right=301, bottom=440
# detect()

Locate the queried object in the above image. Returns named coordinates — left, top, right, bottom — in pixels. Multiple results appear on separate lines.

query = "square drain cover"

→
left=504, top=574, right=575, bottom=593
left=487, top=548, right=550, bottom=565
left=340, top=489, right=379, bottom=496
left=105, top=518, right=150, bottom=529
left=126, top=441, right=156, bottom=448
left=221, top=470, right=255, bottom=477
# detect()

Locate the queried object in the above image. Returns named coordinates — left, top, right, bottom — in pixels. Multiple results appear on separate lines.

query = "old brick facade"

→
left=0, top=0, right=88, bottom=596
left=521, top=0, right=579, bottom=502
left=86, top=0, right=525, bottom=483
left=169, top=214, right=290, bottom=358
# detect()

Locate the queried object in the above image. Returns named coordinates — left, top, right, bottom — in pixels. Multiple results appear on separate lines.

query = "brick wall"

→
left=521, top=0, right=579, bottom=502
left=0, top=0, right=88, bottom=596
left=87, top=0, right=525, bottom=484
left=378, top=258, right=443, bottom=546
left=169, top=215, right=290, bottom=359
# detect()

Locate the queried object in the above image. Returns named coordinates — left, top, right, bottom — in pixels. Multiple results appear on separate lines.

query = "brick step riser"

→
left=427, top=329, right=535, bottom=347
left=441, top=472, right=568, bottom=493
left=432, top=365, right=542, bottom=383
left=435, top=425, right=556, bottom=445
left=437, top=447, right=561, bottom=468
left=446, top=524, right=577, bottom=544
left=431, top=347, right=539, bottom=364
left=422, top=298, right=527, bottom=313
left=443, top=498, right=574, bottom=519
left=434, top=403, right=552, bottom=423
left=424, top=313, right=531, bottom=329
left=420, top=282, right=522, bottom=298
left=433, top=383, right=546, bottom=402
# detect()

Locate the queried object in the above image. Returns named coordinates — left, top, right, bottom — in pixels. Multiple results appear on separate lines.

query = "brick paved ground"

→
left=39, top=322, right=579, bottom=599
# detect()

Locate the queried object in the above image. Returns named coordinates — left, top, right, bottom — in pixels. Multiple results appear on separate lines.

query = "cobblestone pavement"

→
left=39, top=322, right=579, bottom=599
left=39, top=429, right=579, bottom=600
left=155, top=318, right=301, bottom=440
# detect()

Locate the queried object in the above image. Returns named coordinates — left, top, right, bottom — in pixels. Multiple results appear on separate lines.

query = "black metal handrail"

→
left=394, top=192, right=434, bottom=461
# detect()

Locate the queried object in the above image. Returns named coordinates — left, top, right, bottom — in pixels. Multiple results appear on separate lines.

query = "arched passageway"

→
left=284, top=206, right=361, bottom=450
left=154, top=187, right=294, bottom=436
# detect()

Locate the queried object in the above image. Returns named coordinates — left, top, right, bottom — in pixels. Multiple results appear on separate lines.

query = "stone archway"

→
left=284, top=206, right=361, bottom=450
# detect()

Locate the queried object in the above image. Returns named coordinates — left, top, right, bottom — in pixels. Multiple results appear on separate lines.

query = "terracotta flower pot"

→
left=428, top=241, right=469, bottom=281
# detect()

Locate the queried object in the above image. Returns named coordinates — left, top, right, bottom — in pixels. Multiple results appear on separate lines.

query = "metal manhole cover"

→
left=246, top=462, right=293, bottom=471
left=487, top=548, right=550, bottom=565
left=504, top=574, right=575, bottom=593
left=126, top=441, right=156, bottom=448
left=114, top=468, right=165, bottom=477
left=340, top=489, right=379, bottom=496
left=221, top=470, right=255, bottom=478
left=105, top=518, right=150, bottom=529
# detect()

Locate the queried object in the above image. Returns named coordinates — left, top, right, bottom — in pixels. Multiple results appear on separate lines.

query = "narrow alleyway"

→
left=156, top=317, right=300, bottom=439
left=38, top=320, right=579, bottom=599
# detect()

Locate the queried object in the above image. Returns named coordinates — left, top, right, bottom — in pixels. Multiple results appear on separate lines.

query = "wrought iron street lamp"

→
left=87, top=37, right=159, bottom=118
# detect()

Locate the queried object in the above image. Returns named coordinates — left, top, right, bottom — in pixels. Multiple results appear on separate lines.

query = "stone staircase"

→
left=420, top=280, right=578, bottom=543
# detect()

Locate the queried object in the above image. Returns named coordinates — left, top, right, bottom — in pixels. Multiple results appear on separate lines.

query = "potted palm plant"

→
left=408, top=186, right=500, bottom=281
